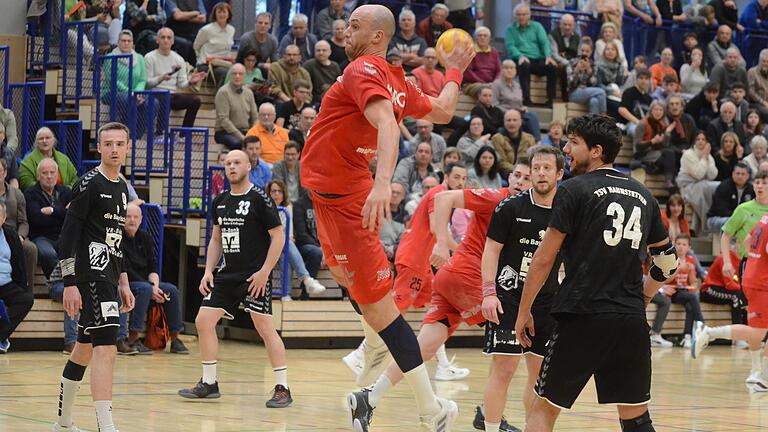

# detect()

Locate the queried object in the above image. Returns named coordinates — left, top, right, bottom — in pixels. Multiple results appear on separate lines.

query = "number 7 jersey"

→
left=547, top=168, right=667, bottom=317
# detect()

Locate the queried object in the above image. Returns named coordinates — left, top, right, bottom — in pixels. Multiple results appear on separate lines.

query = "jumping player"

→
left=178, top=150, right=292, bottom=408
left=479, top=145, right=564, bottom=432
left=514, top=115, right=678, bottom=432
left=300, top=4, right=475, bottom=430
left=692, top=171, right=768, bottom=388
left=53, top=122, right=135, bottom=432
left=342, top=162, right=469, bottom=384
left=346, top=161, right=533, bottom=431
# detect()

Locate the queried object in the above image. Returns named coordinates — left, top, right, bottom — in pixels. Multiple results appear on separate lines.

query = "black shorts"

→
left=200, top=279, right=272, bottom=319
left=77, top=280, right=120, bottom=336
left=483, top=299, right=555, bottom=358
left=536, top=314, right=651, bottom=410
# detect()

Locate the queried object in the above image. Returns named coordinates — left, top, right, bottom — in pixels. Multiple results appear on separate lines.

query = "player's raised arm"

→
left=430, top=190, right=465, bottom=267
left=422, top=35, right=475, bottom=124
left=361, top=97, right=400, bottom=231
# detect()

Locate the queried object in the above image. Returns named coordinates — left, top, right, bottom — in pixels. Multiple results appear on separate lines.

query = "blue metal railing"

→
left=7, top=82, right=45, bottom=156
left=131, top=90, right=171, bottom=184
left=140, top=203, right=165, bottom=280
left=60, top=20, right=99, bottom=110
left=95, top=53, right=134, bottom=133
left=27, top=0, right=64, bottom=74
left=43, top=120, right=83, bottom=174
left=167, top=127, right=209, bottom=223
left=0, top=46, right=8, bottom=108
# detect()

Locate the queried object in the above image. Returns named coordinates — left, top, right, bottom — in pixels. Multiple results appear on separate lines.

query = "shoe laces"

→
left=271, top=385, right=289, bottom=400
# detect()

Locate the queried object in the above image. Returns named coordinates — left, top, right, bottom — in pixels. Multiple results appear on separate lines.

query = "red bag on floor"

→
left=144, top=303, right=170, bottom=351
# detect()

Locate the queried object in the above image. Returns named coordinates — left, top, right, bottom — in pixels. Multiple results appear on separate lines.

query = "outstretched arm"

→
left=429, top=190, right=466, bottom=267
left=421, top=34, right=476, bottom=124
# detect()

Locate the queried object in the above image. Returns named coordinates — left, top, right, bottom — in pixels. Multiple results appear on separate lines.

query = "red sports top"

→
left=744, top=213, right=768, bottom=291
left=395, top=184, right=445, bottom=271
left=443, top=188, right=512, bottom=278
left=701, top=250, right=741, bottom=292
left=301, top=55, right=433, bottom=195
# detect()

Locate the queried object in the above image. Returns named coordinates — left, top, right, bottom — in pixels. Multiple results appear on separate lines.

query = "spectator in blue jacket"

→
left=738, top=0, right=768, bottom=30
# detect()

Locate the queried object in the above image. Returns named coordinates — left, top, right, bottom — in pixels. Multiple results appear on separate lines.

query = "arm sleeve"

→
left=18, top=157, right=36, bottom=190
left=463, top=188, right=506, bottom=217
left=135, top=56, right=147, bottom=91
left=57, top=183, right=91, bottom=285
left=215, top=90, right=241, bottom=136
left=538, top=24, right=551, bottom=58
left=548, top=184, right=577, bottom=235
left=24, top=190, right=45, bottom=229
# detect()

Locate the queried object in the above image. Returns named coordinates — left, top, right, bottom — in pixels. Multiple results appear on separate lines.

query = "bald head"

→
left=357, top=5, right=395, bottom=40
left=125, top=203, right=143, bottom=236
left=345, top=5, right=396, bottom=60
left=227, top=149, right=249, bottom=164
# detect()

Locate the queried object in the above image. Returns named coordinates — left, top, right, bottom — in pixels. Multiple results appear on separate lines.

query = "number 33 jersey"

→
left=211, top=185, right=282, bottom=284
left=548, top=168, right=667, bottom=317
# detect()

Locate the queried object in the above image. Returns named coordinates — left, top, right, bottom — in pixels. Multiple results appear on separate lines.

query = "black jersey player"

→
left=178, top=150, right=293, bottom=408
left=53, top=122, right=134, bottom=432
left=514, top=115, right=678, bottom=432
left=478, top=145, right=564, bottom=432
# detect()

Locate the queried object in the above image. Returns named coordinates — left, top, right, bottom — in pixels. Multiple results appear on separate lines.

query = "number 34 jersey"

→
left=548, top=168, right=667, bottom=317
left=211, top=185, right=282, bottom=284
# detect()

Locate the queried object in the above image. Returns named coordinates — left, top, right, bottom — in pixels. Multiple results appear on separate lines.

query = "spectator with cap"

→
left=748, top=49, right=768, bottom=121
left=315, top=0, right=348, bottom=40
left=278, top=14, right=317, bottom=63
left=276, top=79, right=312, bottom=130
left=236, top=12, right=279, bottom=72
left=0, top=103, right=18, bottom=154
left=0, top=200, right=32, bottom=354
left=302, top=41, right=341, bottom=104
left=267, top=45, right=312, bottom=103
left=245, top=103, right=289, bottom=164
left=164, top=0, right=206, bottom=64
left=390, top=9, right=427, bottom=72
left=417, top=3, right=453, bottom=47
left=18, top=127, right=78, bottom=191
left=214, top=63, right=259, bottom=150
left=192, top=2, right=235, bottom=87
left=505, top=3, right=557, bottom=107
left=0, top=123, right=19, bottom=189
left=288, top=107, right=316, bottom=151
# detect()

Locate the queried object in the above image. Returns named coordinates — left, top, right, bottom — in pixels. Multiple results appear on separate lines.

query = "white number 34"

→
left=604, top=202, right=642, bottom=249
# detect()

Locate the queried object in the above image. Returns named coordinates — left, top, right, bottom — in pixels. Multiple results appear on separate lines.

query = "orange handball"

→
left=435, top=28, right=474, bottom=65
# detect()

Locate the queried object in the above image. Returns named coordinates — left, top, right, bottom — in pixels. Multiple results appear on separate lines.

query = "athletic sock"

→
left=751, top=350, right=762, bottom=374
left=485, top=421, right=501, bottom=432
left=94, top=400, right=115, bottom=432
left=403, top=364, right=441, bottom=417
left=273, top=366, right=288, bottom=389
left=435, top=344, right=450, bottom=368
left=361, top=317, right=385, bottom=349
left=58, top=360, right=86, bottom=427
left=368, top=374, right=392, bottom=408
left=707, top=325, right=732, bottom=340
left=202, top=361, right=217, bottom=384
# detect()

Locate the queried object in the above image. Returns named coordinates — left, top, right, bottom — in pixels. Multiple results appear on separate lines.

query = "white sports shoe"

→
left=357, top=342, right=390, bottom=387
left=419, top=397, right=458, bottom=432
left=691, top=321, right=710, bottom=359
left=752, top=379, right=768, bottom=392
left=281, top=295, right=292, bottom=302
left=342, top=347, right=364, bottom=376
left=746, top=370, right=763, bottom=384
left=650, top=334, right=673, bottom=347
left=52, top=423, right=82, bottom=432
left=681, top=334, right=692, bottom=348
left=733, top=340, right=749, bottom=349
left=304, top=277, right=326, bottom=295
left=434, top=357, right=470, bottom=381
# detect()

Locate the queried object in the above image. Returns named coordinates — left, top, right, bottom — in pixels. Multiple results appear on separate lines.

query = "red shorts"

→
left=745, top=286, right=768, bottom=328
left=311, top=189, right=393, bottom=305
left=392, top=264, right=432, bottom=311
left=423, top=264, right=484, bottom=335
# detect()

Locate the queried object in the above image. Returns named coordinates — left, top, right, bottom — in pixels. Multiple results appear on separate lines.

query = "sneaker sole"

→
left=348, top=394, right=369, bottom=432
left=178, top=391, right=221, bottom=399
left=117, top=352, right=138, bottom=356
left=171, top=350, right=190, bottom=355
left=265, top=399, right=292, bottom=408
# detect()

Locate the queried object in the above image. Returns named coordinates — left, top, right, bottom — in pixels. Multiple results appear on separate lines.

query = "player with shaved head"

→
left=301, top=4, right=475, bottom=431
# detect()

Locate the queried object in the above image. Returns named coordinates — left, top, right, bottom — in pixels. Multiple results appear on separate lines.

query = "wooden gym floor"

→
left=1, top=339, right=767, bottom=431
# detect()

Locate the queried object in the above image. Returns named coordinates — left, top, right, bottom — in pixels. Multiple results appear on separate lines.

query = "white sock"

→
left=202, top=361, right=217, bottom=384
left=274, top=366, right=288, bottom=388
left=357, top=339, right=366, bottom=354
left=360, top=318, right=385, bottom=348
left=94, top=400, right=115, bottom=432
left=485, top=421, right=501, bottom=432
left=368, top=374, right=392, bottom=408
left=403, top=364, right=440, bottom=417
left=751, top=350, right=762, bottom=373
left=57, top=377, right=81, bottom=427
left=435, top=344, right=450, bottom=368
left=707, top=325, right=732, bottom=340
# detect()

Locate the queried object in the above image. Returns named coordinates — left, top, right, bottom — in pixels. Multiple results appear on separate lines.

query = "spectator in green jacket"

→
left=102, top=30, right=150, bottom=139
left=504, top=3, right=558, bottom=107
left=18, top=127, right=78, bottom=191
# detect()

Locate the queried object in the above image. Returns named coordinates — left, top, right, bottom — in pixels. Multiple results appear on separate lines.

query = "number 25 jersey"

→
left=548, top=168, right=667, bottom=317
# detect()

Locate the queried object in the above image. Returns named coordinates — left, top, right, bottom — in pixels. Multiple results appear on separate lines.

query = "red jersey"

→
left=301, top=55, right=433, bottom=195
left=744, top=214, right=768, bottom=291
left=443, top=188, right=512, bottom=278
left=702, top=250, right=741, bottom=292
left=395, top=184, right=445, bottom=271
left=664, top=255, right=697, bottom=292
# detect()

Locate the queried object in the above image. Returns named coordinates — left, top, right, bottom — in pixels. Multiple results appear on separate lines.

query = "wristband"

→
left=445, top=68, right=463, bottom=87
left=482, top=280, right=497, bottom=298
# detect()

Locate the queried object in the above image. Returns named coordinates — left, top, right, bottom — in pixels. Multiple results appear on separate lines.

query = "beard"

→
left=533, top=181, right=555, bottom=196
left=569, top=158, right=590, bottom=176
left=226, top=171, right=248, bottom=186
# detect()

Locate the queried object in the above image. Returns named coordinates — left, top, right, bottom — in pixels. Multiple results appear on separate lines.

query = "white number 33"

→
left=235, top=201, right=251, bottom=215
left=604, top=202, right=642, bottom=249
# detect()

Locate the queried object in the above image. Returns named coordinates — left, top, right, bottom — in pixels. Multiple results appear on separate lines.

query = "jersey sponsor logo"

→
left=356, top=147, right=377, bottom=155
left=100, top=301, right=119, bottom=318
left=387, top=84, right=406, bottom=108
left=363, top=61, right=378, bottom=75
left=497, top=265, right=519, bottom=291
left=105, top=227, right=123, bottom=250
left=492, top=328, right=521, bottom=347
left=334, top=254, right=348, bottom=263
left=235, top=200, right=251, bottom=215
left=100, top=194, right=113, bottom=199
left=88, top=242, right=110, bottom=271
left=221, top=227, right=240, bottom=253
left=516, top=218, right=531, bottom=223
left=376, top=267, right=391, bottom=282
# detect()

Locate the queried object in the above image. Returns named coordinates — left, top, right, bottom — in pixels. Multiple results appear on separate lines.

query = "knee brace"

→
left=88, top=325, right=119, bottom=347
left=620, top=411, right=654, bottom=432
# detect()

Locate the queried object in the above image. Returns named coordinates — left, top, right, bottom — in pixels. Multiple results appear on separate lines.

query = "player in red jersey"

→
left=299, top=5, right=475, bottom=431
left=345, top=160, right=533, bottom=431
left=693, top=171, right=768, bottom=389
left=342, top=162, right=468, bottom=383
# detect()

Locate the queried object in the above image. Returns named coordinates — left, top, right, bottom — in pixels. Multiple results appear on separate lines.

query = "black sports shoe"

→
left=170, top=338, right=189, bottom=354
left=472, top=405, right=521, bottom=432
left=178, top=379, right=221, bottom=399
left=131, top=340, right=153, bottom=355
left=348, top=388, right=374, bottom=432
left=266, top=384, right=292, bottom=408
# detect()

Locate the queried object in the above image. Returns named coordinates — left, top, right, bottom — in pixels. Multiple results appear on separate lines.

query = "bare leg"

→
left=729, top=325, right=768, bottom=350
left=483, top=355, right=521, bottom=423
left=525, top=397, right=560, bottom=432
left=382, top=322, right=450, bottom=385
left=70, top=342, right=93, bottom=366
left=524, top=354, right=544, bottom=422
left=251, top=312, right=287, bottom=368
left=90, top=345, right=116, bottom=400
left=195, top=308, right=225, bottom=362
